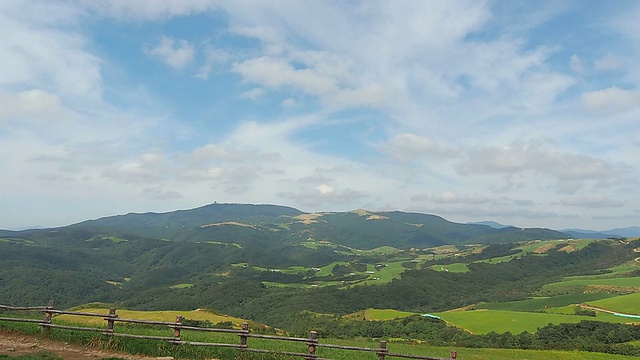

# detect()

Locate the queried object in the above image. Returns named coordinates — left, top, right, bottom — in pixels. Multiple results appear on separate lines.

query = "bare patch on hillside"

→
left=406, top=223, right=424, bottom=227
left=428, top=245, right=459, bottom=255
left=201, top=221, right=257, bottom=229
left=350, top=209, right=389, bottom=220
left=293, top=213, right=324, bottom=224
left=533, top=244, right=557, bottom=254
left=559, top=244, right=577, bottom=252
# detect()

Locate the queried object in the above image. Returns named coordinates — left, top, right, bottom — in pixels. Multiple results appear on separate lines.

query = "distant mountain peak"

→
left=468, top=221, right=512, bottom=229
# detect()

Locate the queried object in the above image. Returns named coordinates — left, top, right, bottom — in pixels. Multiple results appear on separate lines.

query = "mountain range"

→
left=0, top=203, right=573, bottom=249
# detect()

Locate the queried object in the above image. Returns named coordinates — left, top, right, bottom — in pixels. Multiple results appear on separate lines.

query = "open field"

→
left=55, top=308, right=247, bottom=328
left=540, top=276, right=640, bottom=294
left=586, top=292, right=640, bottom=315
left=258, top=259, right=412, bottom=288
left=434, top=309, right=634, bottom=334
left=477, top=293, right=617, bottom=312
left=344, top=308, right=418, bottom=321
left=473, top=239, right=598, bottom=265
left=430, top=263, right=469, bottom=273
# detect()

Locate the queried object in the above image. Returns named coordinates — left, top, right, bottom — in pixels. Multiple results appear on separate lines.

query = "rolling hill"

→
left=1, top=203, right=569, bottom=250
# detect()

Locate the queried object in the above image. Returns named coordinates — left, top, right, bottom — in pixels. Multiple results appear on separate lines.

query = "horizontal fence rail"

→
left=0, top=301, right=457, bottom=360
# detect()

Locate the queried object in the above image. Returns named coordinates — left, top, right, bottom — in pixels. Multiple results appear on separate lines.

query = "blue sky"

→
left=1, top=0, right=639, bottom=230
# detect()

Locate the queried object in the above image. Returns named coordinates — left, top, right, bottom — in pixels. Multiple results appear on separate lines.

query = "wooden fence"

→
left=0, top=301, right=457, bottom=360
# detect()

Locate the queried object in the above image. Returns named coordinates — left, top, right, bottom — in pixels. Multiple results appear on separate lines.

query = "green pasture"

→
left=477, top=293, right=616, bottom=312
left=586, top=292, right=640, bottom=315
left=515, top=239, right=596, bottom=253
left=231, top=258, right=412, bottom=289
left=86, top=235, right=128, bottom=243
left=202, top=241, right=242, bottom=248
left=0, top=237, right=36, bottom=245
left=540, top=276, right=640, bottom=293
left=314, top=261, right=349, bottom=277
left=475, top=239, right=599, bottom=265
left=361, top=245, right=402, bottom=255
left=357, top=308, right=418, bottom=320
left=475, top=254, right=519, bottom=264
left=425, top=244, right=460, bottom=254
left=430, top=263, right=469, bottom=273
left=54, top=308, right=247, bottom=328
left=434, top=309, right=632, bottom=334
left=261, top=281, right=311, bottom=288
left=169, top=283, right=193, bottom=289
left=354, top=260, right=408, bottom=285
left=563, top=261, right=639, bottom=281
left=298, top=240, right=354, bottom=255
left=278, top=266, right=311, bottom=275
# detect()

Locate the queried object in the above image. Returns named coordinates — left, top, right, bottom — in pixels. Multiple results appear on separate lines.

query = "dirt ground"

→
left=0, top=331, right=164, bottom=360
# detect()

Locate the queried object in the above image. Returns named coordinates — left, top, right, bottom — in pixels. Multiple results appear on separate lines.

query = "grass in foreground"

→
left=2, top=321, right=640, bottom=360
left=0, top=353, right=62, bottom=360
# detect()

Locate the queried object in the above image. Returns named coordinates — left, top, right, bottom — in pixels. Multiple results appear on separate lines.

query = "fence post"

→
left=239, top=322, right=249, bottom=352
left=377, top=340, right=388, bottom=360
left=41, top=300, right=54, bottom=335
left=306, top=330, right=318, bottom=359
left=173, top=315, right=182, bottom=346
left=106, top=307, right=117, bottom=335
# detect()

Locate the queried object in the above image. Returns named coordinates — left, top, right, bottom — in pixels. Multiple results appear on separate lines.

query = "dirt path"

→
left=0, top=331, right=163, bottom=360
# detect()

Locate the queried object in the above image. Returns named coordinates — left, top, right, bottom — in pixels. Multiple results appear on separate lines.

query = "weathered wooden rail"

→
left=0, top=301, right=457, bottom=360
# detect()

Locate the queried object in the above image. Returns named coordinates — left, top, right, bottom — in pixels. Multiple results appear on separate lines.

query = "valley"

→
left=1, top=203, right=640, bottom=358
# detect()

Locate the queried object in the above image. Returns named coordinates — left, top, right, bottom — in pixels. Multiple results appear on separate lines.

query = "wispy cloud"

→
left=146, top=36, right=195, bottom=69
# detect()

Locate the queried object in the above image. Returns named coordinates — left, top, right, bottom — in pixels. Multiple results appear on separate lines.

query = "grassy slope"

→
left=434, top=309, right=633, bottom=334
left=586, top=292, right=640, bottom=315
left=429, top=263, right=469, bottom=273
left=55, top=308, right=247, bottom=327
left=477, top=293, right=617, bottom=312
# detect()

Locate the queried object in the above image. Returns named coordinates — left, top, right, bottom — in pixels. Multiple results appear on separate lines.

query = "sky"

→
left=1, top=0, right=639, bottom=231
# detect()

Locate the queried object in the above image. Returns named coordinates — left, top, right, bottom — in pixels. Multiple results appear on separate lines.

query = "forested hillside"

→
left=2, top=203, right=640, bottom=357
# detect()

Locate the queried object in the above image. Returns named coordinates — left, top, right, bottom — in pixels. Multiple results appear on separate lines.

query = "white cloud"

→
left=194, top=45, right=229, bottom=80
left=82, top=0, right=217, bottom=21
left=582, top=87, right=640, bottom=115
left=595, top=53, right=623, bottom=71
left=560, top=195, right=624, bottom=208
left=240, top=88, right=266, bottom=100
left=457, top=139, right=629, bottom=194
left=282, top=98, right=296, bottom=107
left=382, top=133, right=459, bottom=161
left=431, top=191, right=491, bottom=205
left=0, top=2, right=102, bottom=103
left=146, top=36, right=195, bottom=69
left=233, top=56, right=337, bottom=96
left=328, top=84, right=389, bottom=109
left=316, top=184, right=334, bottom=194
left=569, top=54, right=584, bottom=73
left=0, top=90, right=64, bottom=123
left=143, top=187, right=183, bottom=200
